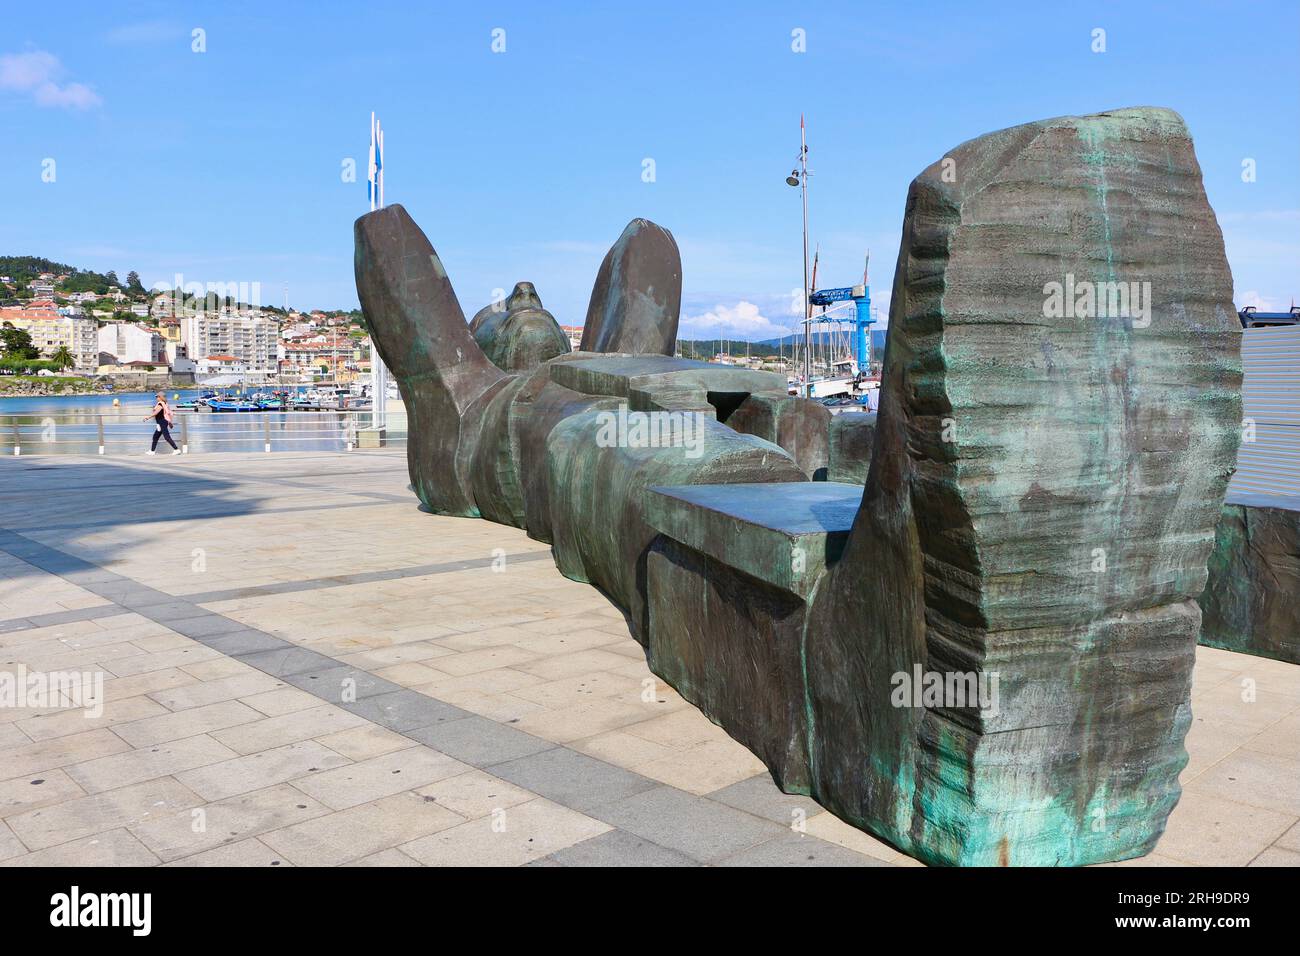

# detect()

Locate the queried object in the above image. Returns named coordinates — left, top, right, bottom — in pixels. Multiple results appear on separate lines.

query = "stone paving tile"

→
left=542, top=828, right=696, bottom=867
left=102, top=644, right=224, bottom=677
left=705, top=773, right=826, bottom=827
left=112, top=699, right=264, bottom=748
left=240, top=686, right=322, bottom=717
left=370, top=661, right=454, bottom=688
left=96, top=668, right=197, bottom=704
left=65, top=735, right=238, bottom=795
left=0, top=827, right=162, bottom=866
left=314, top=724, right=416, bottom=761
left=1276, top=821, right=1300, bottom=853
left=405, top=715, right=556, bottom=767
left=1153, top=789, right=1296, bottom=866
left=260, top=789, right=467, bottom=866
left=417, top=666, right=545, bottom=698
left=718, top=831, right=888, bottom=867
left=1181, top=714, right=1262, bottom=783
left=181, top=657, right=259, bottom=681
left=413, top=770, right=535, bottom=820
left=341, top=689, right=467, bottom=733
left=129, top=632, right=198, bottom=653
left=281, top=664, right=402, bottom=703
left=570, top=728, right=679, bottom=771
left=430, top=646, right=544, bottom=677
left=6, top=776, right=203, bottom=851
left=1242, top=712, right=1300, bottom=762
left=511, top=698, right=660, bottom=744
left=588, top=786, right=789, bottom=864
left=489, top=746, right=658, bottom=812
left=146, top=670, right=286, bottom=711
left=1184, top=748, right=1300, bottom=818
left=0, top=821, right=26, bottom=861
left=344, top=847, right=422, bottom=866
left=621, top=708, right=725, bottom=749
left=1192, top=682, right=1300, bottom=732
left=636, top=738, right=771, bottom=795
left=289, top=747, right=470, bottom=810
left=210, top=704, right=368, bottom=755
left=174, top=740, right=353, bottom=801
left=200, top=630, right=292, bottom=657
left=15, top=639, right=148, bottom=674
left=510, top=630, right=626, bottom=657
left=15, top=695, right=169, bottom=742
left=337, top=643, right=457, bottom=669
left=399, top=797, right=610, bottom=867
left=0, top=768, right=86, bottom=820
left=235, top=646, right=340, bottom=678
left=165, top=615, right=261, bottom=640
left=1249, top=846, right=1300, bottom=866
left=163, top=837, right=293, bottom=867
left=801, top=809, right=919, bottom=866
left=133, top=783, right=332, bottom=862
left=0, top=728, right=134, bottom=781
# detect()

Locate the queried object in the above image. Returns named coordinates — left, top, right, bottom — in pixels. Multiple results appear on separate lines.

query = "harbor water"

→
left=0, top=391, right=407, bottom=455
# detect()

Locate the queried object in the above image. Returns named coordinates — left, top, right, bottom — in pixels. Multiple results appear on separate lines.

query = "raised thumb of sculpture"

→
left=354, top=203, right=509, bottom=516
left=581, top=218, right=682, bottom=355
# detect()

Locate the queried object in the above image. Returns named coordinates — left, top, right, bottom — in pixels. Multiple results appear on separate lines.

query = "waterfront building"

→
left=0, top=304, right=98, bottom=370
left=97, top=322, right=166, bottom=366
left=181, top=312, right=276, bottom=371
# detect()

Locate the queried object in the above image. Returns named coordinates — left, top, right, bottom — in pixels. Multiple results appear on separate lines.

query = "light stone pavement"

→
left=0, top=450, right=1296, bottom=867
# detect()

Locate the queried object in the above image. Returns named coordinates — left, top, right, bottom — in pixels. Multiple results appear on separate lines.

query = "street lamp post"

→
left=787, top=116, right=811, bottom=398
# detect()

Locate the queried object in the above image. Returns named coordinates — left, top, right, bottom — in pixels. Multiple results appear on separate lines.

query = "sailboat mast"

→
left=800, top=115, right=811, bottom=397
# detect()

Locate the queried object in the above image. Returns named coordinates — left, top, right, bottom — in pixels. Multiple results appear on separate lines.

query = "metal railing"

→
left=0, top=409, right=409, bottom=456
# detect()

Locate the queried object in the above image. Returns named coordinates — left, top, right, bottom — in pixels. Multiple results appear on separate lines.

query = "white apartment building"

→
left=181, top=313, right=275, bottom=371
left=166, top=341, right=196, bottom=373
left=98, top=322, right=165, bottom=365
left=0, top=308, right=99, bottom=370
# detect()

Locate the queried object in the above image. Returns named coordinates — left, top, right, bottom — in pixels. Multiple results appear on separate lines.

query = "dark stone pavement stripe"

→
left=0, top=520, right=871, bottom=868
left=0, top=546, right=554, bottom=641
left=0, top=604, right=131, bottom=631
left=177, top=550, right=556, bottom=605
left=2, top=497, right=397, bottom=534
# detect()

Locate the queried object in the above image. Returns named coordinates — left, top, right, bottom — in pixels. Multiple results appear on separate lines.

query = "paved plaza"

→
left=0, top=450, right=1296, bottom=867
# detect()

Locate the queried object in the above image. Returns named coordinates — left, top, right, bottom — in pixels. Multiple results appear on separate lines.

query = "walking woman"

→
left=145, top=391, right=181, bottom=455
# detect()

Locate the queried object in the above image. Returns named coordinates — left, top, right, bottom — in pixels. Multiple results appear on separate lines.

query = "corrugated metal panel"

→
left=1229, top=325, right=1300, bottom=499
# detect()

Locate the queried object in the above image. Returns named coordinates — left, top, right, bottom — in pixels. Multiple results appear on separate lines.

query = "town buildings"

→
left=97, top=322, right=165, bottom=366
left=0, top=303, right=99, bottom=370
left=180, top=312, right=276, bottom=372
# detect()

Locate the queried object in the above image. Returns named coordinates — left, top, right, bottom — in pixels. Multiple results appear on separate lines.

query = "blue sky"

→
left=2, top=0, right=1296, bottom=340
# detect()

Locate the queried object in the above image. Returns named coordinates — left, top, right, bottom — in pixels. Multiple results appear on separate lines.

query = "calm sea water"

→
left=0, top=391, right=405, bottom=455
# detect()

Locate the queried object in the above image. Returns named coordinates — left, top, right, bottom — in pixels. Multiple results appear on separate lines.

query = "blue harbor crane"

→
left=808, top=271, right=874, bottom=373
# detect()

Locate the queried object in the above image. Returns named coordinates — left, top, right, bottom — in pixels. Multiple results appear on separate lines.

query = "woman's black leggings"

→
left=152, top=422, right=178, bottom=451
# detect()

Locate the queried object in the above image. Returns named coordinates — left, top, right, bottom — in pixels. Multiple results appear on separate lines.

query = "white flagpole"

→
left=369, top=114, right=387, bottom=430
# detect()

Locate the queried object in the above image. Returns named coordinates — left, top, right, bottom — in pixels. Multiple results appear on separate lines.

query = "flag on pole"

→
left=377, top=123, right=384, bottom=208
left=368, top=112, right=377, bottom=210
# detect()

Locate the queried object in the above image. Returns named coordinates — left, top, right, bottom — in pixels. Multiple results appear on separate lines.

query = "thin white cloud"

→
left=0, top=50, right=101, bottom=109
left=106, top=21, right=178, bottom=45
left=1238, top=290, right=1283, bottom=312
left=679, top=300, right=792, bottom=342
